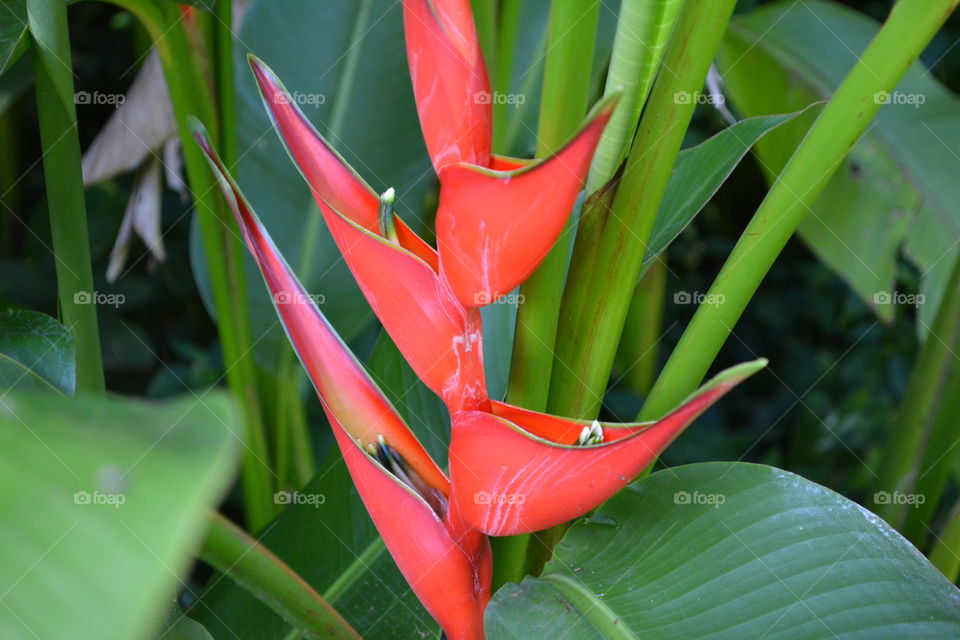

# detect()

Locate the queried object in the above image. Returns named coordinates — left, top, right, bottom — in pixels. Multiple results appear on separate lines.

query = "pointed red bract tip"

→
left=436, top=97, right=617, bottom=308
left=190, top=117, right=449, bottom=492
left=248, top=55, right=380, bottom=232
left=249, top=55, right=440, bottom=265
left=449, top=364, right=757, bottom=536
left=403, top=0, right=492, bottom=172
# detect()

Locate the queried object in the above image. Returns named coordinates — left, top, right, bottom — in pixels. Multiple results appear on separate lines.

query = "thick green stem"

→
left=639, top=0, right=959, bottom=422
left=28, top=0, right=105, bottom=394
left=497, top=0, right=600, bottom=587
left=929, top=499, right=960, bottom=583
left=618, top=258, right=666, bottom=396
left=108, top=0, right=274, bottom=529
left=876, top=249, right=960, bottom=532
left=508, top=0, right=601, bottom=411
left=492, top=0, right=522, bottom=151
left=214, top=0, right=236, bottom=166
left=200, top=513, right=360, bottom=640
left=586, top=0, right=684, bottom=193
left=551, top=0, right=736, bottom=421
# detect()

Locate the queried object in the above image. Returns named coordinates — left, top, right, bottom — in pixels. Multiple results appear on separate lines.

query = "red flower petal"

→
left=332, top=423, right=490, bottom=640
left=193, top=119, right=490, bottom=638
left=449, top=361, right=766, bottom=535
left=191, top=118, right=448, bottom=490
left=248, top=55, right=437, bottom=264
left=403, top=0, right=492, bottom=172
left=322, top=207, right=488, bottom=411
left=489, top=400, right=648, bottom=445
left=436, top=95, right=618, bottom=308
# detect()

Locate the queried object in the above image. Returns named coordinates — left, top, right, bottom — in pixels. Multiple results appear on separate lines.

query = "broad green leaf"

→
left=191, top=0, right=434, bottom=372
left=0, top=309, right=75, bottom=394
left=0, top=0, right=28, bottom=75
left=716, top=0, right=960, bottom=331
left=193, top=331, right=449, bottom=640
left=0, top=391, right=241, bottom=640
left=486, top=462, right=960, bottom=639
left=640, top=106, right=822, bottom=277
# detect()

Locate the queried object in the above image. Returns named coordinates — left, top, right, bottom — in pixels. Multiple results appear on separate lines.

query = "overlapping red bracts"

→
left=192, top=121, right=489, bottom=640
left=189, top=1, right=763, bottom=638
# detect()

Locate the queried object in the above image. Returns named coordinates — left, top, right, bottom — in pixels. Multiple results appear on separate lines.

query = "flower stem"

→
left=929, top=499, right=960, bottom=583
left=27, top=0, right=106, bottom=395
left=497, top=0, right=601, bottom=588
left=876, top=247, right=960, bottom=533
left=550, top=0, right=737, bottom=421
left=638, top=0, right=959, bottom=422
left=508, top=0, right=601, bottom=412
left=108, top=0, right=275, bottom=529
left=200, top=512, right=361, bottom=640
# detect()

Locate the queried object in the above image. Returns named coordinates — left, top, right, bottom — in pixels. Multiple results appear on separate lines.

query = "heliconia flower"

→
left=190, top=119, right=491, bottom=640
left=447, top=360, right=767, bottom=536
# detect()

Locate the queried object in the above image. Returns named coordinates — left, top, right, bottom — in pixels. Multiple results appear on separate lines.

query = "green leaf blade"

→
left=486, top=463, right=960, bottom=639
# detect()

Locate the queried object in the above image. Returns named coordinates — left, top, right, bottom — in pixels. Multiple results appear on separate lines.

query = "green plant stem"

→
left=586, top=0, right=684, bottom=193
left=929, top=499, right=960, bottom=583
left=638, top=0, right=959, bottom=422
left=492, top=0, right=522, bottom=151
left=876, top=248, right=960, bottom=532
left=200, top=512, right=360, bottom=640
left=508, top=0, right=601, bottom=411
left=108, top=0, right=274, bottom=529
left=496, top=0, right=601, bottom=587
left=214, top=0, right=236, bottom=166
left=28, top=0, right=105, bottom=395
left=470, top=0, right=497, bottom=77
left=618, top=257, right=666, bottom=396
left=551, top=0, right=736, bottom=421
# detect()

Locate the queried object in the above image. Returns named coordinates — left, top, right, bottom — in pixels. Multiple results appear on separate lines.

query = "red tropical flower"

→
left=192, top=120, right=490, bottom=640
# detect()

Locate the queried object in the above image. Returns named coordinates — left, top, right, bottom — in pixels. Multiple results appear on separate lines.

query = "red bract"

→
left=448, top=361, right=766, bottom=536
left=191, top=120, right=490, bottom=640
left=191, top=1, right=765, bottom=637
